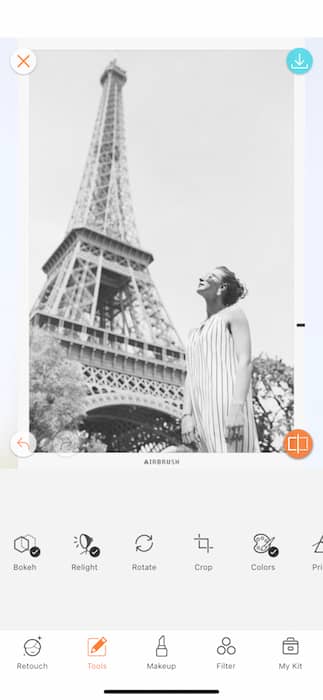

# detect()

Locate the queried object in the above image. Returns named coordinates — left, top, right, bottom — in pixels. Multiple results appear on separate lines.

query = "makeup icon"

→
left=156, top=635, right=168, bottom=657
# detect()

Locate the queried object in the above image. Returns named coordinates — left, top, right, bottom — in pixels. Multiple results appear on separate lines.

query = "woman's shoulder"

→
left=222, top=304, right=248, bottom=326
left=188, top=326, right=198, bottom=337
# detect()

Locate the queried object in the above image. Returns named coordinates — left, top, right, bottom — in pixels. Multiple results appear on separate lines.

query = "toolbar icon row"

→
left=12, top=532, right=323, bottom=557
left=20, top=634, right=301, bottom=658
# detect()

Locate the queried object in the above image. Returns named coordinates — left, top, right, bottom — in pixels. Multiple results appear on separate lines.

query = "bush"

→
left=30, top=328, right=88, bottom=450
left=252, top=354, right=294, bottom=452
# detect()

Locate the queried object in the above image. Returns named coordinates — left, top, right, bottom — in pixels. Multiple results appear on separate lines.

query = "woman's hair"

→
left=216, top=266, right=247, bottom=306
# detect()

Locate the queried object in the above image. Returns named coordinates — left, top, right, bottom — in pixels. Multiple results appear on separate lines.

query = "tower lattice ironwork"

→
left=31, top=59, right=186, bottom=452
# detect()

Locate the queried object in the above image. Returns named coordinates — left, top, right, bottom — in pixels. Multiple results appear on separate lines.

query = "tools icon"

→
left=217, top=637, right=237, bottom=655
left=14, top=535, right=41, bottom=558
left=135, top=534, right=154, bottom=553
left=74, top=534, right=101, bottom=558
left=24, top=638, right=42, bottom=657
left=156, top=635, right=168, bottom=657
left=194, top=534, right=214, bottom=554
left=253, top=533, right=279, bottom=558
left=87, top=636, right=107, bottom=657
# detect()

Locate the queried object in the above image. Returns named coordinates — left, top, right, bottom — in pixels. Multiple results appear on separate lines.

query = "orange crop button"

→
left=283, top=429, right=313, bottom=459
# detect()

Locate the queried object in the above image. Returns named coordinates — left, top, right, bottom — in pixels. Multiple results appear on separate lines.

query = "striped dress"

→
left=186, top=312, right=259, bottom=452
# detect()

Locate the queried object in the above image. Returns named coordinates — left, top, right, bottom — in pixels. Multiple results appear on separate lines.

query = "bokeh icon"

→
left=14, top=534, right=41, bottom=558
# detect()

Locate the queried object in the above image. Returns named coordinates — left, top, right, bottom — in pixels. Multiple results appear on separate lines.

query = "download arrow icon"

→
left=287, top=48, right=313, bottom=75
left=294, top=53, right=305, bottom=66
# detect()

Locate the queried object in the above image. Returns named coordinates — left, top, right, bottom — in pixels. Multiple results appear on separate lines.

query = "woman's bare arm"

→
left=181, top=377, right=196, bottom=445
left=228, top=307, right=252, bottom=406
left=224, top=307, right=252, bottom=443
left=183, top=376, right=193, bottom=416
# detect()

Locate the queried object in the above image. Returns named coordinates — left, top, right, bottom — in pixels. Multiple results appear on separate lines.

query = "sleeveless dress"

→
left=186, top=312, right=259, bottom=452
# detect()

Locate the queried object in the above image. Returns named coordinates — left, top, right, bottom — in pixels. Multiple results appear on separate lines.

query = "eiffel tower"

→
left=30, top=60, right=186, bottom=452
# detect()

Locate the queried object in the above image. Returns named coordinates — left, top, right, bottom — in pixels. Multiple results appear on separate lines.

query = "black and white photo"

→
left=29, top=50, right=294, bottom=453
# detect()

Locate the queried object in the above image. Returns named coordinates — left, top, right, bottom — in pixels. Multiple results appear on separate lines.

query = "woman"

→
left=182, top=266, right=259, bottom=452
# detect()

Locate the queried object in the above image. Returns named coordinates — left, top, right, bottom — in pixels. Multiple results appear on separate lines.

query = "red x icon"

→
left=10, top=48, right=37, bottom=75
left=17, top=53, right=30, bottom=69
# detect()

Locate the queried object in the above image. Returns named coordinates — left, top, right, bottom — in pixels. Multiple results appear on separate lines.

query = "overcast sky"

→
left=30, top=50, right=294, bottom=363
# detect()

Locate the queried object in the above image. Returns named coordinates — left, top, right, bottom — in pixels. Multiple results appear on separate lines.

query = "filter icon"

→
left=156, top=635, right=168, bottom=657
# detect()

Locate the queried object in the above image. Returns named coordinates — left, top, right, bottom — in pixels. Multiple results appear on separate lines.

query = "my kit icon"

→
left=282, top=637, right=299, bottom=655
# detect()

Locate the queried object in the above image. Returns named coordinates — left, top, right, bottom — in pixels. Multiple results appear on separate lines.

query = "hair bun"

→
left=216, top=266, right=248, bottom=306
left=236, top=279, right=247, bottom=300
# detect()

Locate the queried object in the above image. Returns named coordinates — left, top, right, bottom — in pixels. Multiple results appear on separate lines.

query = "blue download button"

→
left=287, top=48, right=313, bottom=75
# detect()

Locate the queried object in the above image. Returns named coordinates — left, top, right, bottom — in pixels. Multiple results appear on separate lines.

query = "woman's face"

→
left=197, top=269, right=223, bottom=299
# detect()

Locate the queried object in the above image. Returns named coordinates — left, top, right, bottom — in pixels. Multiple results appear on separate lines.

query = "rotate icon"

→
left=135, top=534, right=154, bottom=553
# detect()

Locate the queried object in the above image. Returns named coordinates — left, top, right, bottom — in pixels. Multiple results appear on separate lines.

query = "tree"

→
left=252, top=354, right=294, bottom=452
left=30, top=328, right=88, bottom=450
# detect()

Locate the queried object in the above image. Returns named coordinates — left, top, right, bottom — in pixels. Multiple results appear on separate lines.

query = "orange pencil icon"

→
left=88, top=636, right=107, bottom=656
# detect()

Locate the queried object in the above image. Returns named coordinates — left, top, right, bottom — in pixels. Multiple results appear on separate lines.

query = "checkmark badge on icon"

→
left=74, top=534, right=101, bottom=558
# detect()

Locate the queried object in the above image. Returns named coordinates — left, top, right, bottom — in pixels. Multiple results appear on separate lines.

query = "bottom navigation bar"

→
left=0, top=630, right=321, bottom=700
